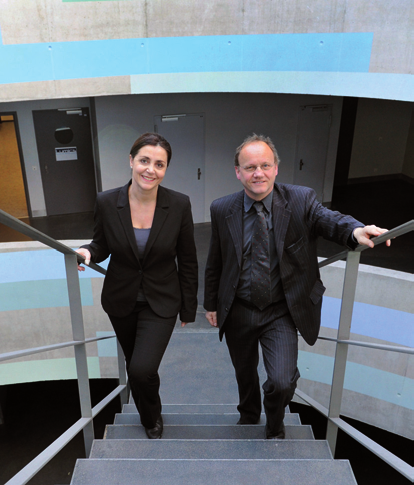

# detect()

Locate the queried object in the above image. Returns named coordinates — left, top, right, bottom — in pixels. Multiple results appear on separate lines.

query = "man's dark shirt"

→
left=236, top=190, right=284, bottom=305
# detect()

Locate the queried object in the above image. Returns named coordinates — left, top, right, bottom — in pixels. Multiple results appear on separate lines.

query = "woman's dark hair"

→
left=130, top=132, right=172, bottom=166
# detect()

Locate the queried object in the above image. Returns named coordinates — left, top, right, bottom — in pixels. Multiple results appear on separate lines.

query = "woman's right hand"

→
left=75, top=248, right=91, bottom=272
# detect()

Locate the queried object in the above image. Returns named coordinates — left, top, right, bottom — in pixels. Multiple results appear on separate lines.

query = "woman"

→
left=76, top=132, right=198, bottom=439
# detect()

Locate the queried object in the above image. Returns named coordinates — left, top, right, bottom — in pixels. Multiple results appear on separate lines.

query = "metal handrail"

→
left=6, top=385, right=126, bottom=485
left=0, top=209, right=128, bottom=485
left=0, top=334, right=116, bottom=363
left=306, top=219, right=414, bottom=482
left=294, top=389, right=414, bottom=482
left=0, top=208, right=106, bottom=275
left=317, top=336, right=414, bottom=355
left=318, top=220, right=414, bottom=268
left=1, top=209, right=413, bottom=483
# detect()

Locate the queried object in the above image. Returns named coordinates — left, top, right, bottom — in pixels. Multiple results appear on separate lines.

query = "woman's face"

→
left=129, top=144, right=168, bottom=193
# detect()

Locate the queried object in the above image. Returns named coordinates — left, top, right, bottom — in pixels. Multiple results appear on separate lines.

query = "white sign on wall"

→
left=55, top=147, right=78, bottom=161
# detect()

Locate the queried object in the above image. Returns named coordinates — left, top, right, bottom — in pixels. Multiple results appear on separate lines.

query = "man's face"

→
left=235, top=141, right=278, bottom=200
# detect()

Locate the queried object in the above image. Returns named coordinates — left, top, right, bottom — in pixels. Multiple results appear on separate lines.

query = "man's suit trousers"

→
left=224, top=298, right=300, bottom=434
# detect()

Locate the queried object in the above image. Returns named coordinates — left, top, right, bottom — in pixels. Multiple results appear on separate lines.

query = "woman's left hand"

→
left=181, top=322, right=188, bottom=327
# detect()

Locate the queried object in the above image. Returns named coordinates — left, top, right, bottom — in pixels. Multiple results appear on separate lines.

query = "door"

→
left=154, top=113, right=205, bottom=223
left=294, top=105, right=332, bottom=201
left=0, top=113, right=28, bottom=218
left=33, top=108, right=96, bottom=216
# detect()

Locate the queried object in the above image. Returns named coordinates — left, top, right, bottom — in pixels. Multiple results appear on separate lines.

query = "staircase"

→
left=70, top=332, right=358, bottom=484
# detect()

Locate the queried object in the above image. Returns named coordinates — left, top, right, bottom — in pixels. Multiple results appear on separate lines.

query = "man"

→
left=204, top=134, right=389, bottom=439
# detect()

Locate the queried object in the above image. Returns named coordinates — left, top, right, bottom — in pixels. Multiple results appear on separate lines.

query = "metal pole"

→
left=116, top=339, right=129, bottom=407
left=65, top=253, right=94, bottom=456
left=326, top=250, right=361, bottom=454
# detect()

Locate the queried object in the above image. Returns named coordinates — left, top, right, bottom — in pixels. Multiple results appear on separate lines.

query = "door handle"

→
left=299, top=159, right=304, bottom=171
left=197, top=168, right=201, bottom=180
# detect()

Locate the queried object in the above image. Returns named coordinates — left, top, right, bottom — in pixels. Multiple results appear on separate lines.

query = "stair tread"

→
left=104, top=424, right=314, bottom=440
left=114, top=412, right=301, bottom=425
left=90, top=438, right=333, bottom=460
left=123, top=403, right=290, bottom=414
left=71, top=458, right=357, bottom=485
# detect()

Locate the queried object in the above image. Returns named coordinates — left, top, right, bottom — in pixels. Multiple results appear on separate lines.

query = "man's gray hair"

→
left=234, top=133, right=280, bottom=166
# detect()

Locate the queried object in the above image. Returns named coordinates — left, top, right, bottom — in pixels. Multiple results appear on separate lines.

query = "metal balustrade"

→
left=0, top=208, right=413, bottom=483
left=300, top=220, right=414, bottom=483
left=0, top=208, right=127, bottom=485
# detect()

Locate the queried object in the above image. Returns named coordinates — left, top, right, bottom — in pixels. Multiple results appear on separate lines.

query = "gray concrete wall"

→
left=94, top=92, right=342, bottom=214
left=0, top=0, right=412, bottom=102
left=1, top=93, right=412, bottom=220
left=0, top=0, right=411, bottom=74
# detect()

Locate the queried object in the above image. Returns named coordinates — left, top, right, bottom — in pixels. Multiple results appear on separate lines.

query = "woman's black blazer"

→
left=81, top=182, right=198, bottom=322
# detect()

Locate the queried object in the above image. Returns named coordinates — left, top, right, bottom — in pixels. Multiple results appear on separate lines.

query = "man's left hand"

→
left=353, top=225, right=391, bottom=248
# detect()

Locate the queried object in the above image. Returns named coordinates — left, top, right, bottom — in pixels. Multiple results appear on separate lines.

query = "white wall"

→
left=94, top=92, right=343, bottom=221
left=0, top=98, right=91, bottom=217
left=348, top=98, right=412, bottom=180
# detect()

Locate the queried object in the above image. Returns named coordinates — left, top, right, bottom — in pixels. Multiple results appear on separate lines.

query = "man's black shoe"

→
left=265, top=422, right=285, bottom=439
left=145, top=416, right=163, bottom=439
left=237, top=417, right=261, bottom=425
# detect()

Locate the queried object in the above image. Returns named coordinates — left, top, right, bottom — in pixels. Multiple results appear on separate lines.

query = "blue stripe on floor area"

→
left=0, top=32, right=373, bottom=84
left=298, top=351, right=413, bottom=410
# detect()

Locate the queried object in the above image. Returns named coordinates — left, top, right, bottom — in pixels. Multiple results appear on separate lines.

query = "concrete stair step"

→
left=90, top=438, right=333, bottom=460
left=124, top=403, right=238, bottom=414
left=104, top=424, right=314, bottom=440
left=114, top=412, right=301, bottom=426
left=124, top=403, right=290, bottom=414
left=71, top=458, right=357, bottom=485
left=122, top=403, right=290, bottom=414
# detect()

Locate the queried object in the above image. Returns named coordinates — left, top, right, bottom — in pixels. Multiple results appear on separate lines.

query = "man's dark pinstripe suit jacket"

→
left=204, top=183, right=363, bottom=346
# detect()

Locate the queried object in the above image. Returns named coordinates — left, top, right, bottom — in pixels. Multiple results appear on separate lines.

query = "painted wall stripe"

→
left=63, top=0, right=131, bottom=2
left=96, top=331, right=117, bottom=357
left=0, top=357, right=100, bottom=385
left=321, top=296, right=414, bottom=347
left=0, top=249, right=107, bottom=283
left=130, top=71, right=414, bottom=103
left=0, top=32, right=373, bottom=84
left=298, top=351, right=413, bottom=410
left=0, top=278, right=93, bottom=311
left=0, top=248, right=411, bottom=344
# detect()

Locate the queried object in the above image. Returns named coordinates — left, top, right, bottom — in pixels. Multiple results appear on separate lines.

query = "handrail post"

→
left=65, top=254, right=94, bottom=456
left=116, top=339, right=129, bottom=406
left=326, top=250, right=361, bottom=454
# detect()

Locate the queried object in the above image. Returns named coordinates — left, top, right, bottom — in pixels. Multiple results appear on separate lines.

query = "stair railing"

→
left=1, top=208, right=413, bottom=483
left=0, top=208, right=128, bottom=485
left=296, top=219, right=414, bottom=483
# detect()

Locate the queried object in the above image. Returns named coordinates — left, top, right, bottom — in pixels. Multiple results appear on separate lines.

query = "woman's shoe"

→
left=145, top=415, right=163, bottom=439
